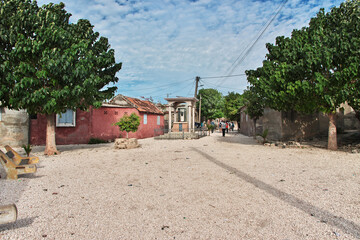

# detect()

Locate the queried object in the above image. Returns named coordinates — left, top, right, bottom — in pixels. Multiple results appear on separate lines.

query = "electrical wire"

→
left=120, top=77, right=194, bottom=92
left=216, top=0, right=288, bottom=87
left=201, top=81, right=245, bottom=91
left=200, top=74, right=246, bottom=79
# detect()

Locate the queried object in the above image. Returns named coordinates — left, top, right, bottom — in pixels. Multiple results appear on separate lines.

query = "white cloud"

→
left=36, top=0, right=344, bottom=102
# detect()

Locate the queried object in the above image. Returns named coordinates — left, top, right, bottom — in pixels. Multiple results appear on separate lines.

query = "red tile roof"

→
left=125, top=97, right=163, bottom=114
left=108, top=95, right=164, bottom=115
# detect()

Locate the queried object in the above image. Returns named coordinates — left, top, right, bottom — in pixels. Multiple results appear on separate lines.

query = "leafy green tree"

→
left=0, top=0, right=122, bottom=155
left=224, top=92, right=243, bottom=125
left=114, top=113, right=140, bottom=139
left=246, top=0, right=360, bottom=150
left=327, top=0, right=360, bottom=122
left=197, top=88, right=224, bottom=121
left=242, top=87, right=265, bottom=137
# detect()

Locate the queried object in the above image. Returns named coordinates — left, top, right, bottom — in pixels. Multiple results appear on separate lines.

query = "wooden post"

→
left=198, top=94, right=202, bottom=122
left=0, top=204, right=17, bottom=225
left=194, top=76, right=200, bottom=98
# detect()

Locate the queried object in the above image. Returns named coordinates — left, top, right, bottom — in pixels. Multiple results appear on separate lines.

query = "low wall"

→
left=0, top=108, right=29, bottom=147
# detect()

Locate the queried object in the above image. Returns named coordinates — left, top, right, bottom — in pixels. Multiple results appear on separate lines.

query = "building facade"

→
left=29, top=95, right=164, bottom=145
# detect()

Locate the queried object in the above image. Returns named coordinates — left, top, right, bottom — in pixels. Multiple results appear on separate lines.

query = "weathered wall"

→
left=0, top=108, right=29, bottom=147
left=281, top=111, right=322, bottom=141
left=30, top=106, right=164, bottom=145
left=135, top=113, right=164, bottom=139
left=239, top=111, right=254, bottom=137
left=340, top=103, right=360, bottom=130
left=239, top=104, right=359, bottom=141
left=261, top=108, right=282, bottom=140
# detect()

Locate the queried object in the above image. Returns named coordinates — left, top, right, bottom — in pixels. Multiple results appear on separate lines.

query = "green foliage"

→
left=22, top=144, right=32, bottom=157
left=197, top=88, right=224, bottom=120
left=257, top=129, right=269, bottom=144
left=0, top=0, right=122, bottom=114
left=88, top=138, right=107, bottom=144
left=224, top=92, right=243, bottom=122
left=242, top=87, right=264, bottom=120
left=113, top=113, right=140, bottom=138
left=245, top=0, right=360, bottom=149
left=206, top=123, right=215, bottom=131
left=206, top=123, right=215, bottom=135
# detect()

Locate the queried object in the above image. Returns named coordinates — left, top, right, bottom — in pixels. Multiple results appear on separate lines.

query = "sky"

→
left=37, top=0, right=344, bottom=103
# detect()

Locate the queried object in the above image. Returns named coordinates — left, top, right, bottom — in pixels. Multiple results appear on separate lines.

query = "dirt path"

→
left=0, top=132, right=359, bottom=239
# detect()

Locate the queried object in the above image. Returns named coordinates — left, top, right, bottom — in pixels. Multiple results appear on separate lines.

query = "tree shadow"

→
left=215, top=132, right=260, bottom=146
left=29, top=143, right=113, bottom=154
left=191, top=147, right=360, bottom=239
left=0, top=216, right=37, bottom=232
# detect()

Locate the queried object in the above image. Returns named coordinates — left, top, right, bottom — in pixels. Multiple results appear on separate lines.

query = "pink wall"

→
left=30, top=106, right=164, bottom=145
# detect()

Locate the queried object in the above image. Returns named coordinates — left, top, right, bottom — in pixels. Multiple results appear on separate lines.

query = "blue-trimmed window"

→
left=56, top=109, right=76, bottom=127
left=144, top=114, right=147, bottom=124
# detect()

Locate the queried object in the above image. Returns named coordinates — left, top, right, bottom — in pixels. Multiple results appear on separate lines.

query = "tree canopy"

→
left=224, top=91, right=243, bottom=123
left=197, top=88, right=224, bottom=120
left=0, top=0, right=122, bottom=154
left=245, top=0, right=360, bottom=150
left=242, top=87, right=264, bottom=121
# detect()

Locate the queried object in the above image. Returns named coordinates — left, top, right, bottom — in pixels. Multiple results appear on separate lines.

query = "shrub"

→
left=113, top=113, right=140, bottom=139
left=88, top=138, right=108, bottom=144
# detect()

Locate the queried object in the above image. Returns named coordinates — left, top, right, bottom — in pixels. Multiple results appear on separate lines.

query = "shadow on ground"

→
left=191, top=147, right=360, bottom=239
left=29, top=142, right=113, bottom=155
left=0, top=216, right=37, bottom=232
left=214, top=131, right=260, bottom=146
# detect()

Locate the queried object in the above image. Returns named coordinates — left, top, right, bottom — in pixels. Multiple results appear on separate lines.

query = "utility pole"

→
left=198, top=94, right=202, bottom=122
left=194, top=76, right=200, bottom=98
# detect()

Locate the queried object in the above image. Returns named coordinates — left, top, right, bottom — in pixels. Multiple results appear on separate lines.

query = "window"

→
left=144, top=114, right=147, bottom=124
left=157, top=116, right=160, bottom=125
left=56, top=109, right=76, bottom=127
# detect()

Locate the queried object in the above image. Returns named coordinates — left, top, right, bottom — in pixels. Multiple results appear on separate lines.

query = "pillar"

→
left=192, top=103, right=195, bottom=132
left=188, top=104, right=191, bottom=132
left=168, top=103, right=172, bottom=132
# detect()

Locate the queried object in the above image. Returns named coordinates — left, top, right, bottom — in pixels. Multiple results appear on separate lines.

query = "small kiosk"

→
left=164, top=97, right=198, bottom=133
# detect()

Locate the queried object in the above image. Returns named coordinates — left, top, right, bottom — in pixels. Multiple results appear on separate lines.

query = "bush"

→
left=113, top=113, right=140, bottom=139
left=88, top=138, right=108, bottom=144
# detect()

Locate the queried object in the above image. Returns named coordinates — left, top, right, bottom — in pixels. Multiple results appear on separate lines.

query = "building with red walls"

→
left=30, top=95, right=164, bottom=145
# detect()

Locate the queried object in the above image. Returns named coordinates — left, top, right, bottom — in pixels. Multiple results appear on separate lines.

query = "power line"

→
left=121, top=77, right=193, bottom=92
left=201, top=81, right=246, bottom=91
left=134, top=80, right=191, bottom=96
left=227, top=0, right=288, bottom=76
left=200, top=73, right=246, bottom=79
left=216, top=0, right=288, bottom=87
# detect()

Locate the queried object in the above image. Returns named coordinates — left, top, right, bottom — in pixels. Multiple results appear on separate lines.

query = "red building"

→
left=30, top=95, right=164, bottom=145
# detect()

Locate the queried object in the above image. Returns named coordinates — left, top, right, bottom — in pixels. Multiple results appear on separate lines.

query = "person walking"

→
left=221, top=121, right=226, bottom=137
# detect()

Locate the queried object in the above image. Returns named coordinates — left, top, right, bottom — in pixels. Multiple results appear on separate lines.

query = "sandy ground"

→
left=0, top=132, right=359, bottom=240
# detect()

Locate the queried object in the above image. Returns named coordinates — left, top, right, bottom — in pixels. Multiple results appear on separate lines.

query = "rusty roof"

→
left=110, top=94, right=164, bottom=115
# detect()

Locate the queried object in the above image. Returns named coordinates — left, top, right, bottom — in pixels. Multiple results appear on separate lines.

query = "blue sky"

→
left=37, top=0, right=343, bottom=103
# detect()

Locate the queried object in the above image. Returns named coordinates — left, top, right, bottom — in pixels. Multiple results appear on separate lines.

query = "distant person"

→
left=226, top=122, right=229, bottom=133
left=211, top=121, right=215, bottom=133
left=221, top=121, right=226, bottom=137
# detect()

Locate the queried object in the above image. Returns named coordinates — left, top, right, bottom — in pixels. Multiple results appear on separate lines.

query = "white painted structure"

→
left=165, top=97, right=198, bottom=132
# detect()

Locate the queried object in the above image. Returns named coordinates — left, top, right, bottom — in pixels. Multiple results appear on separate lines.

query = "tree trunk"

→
left=253, top=119, right=257, bottom=139
left=45, top=114, right=60, bottom=155
left=327, top=112, right=338, bottom=151
left=126, top=131, right=129, bottom=139
left=355, top=110, right=360, bottom=122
